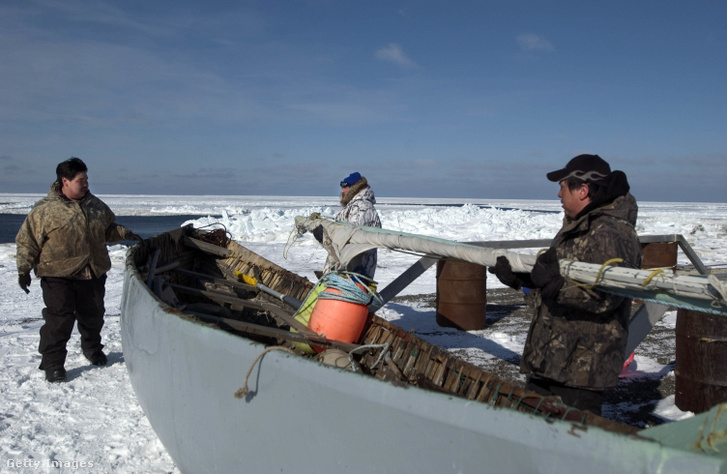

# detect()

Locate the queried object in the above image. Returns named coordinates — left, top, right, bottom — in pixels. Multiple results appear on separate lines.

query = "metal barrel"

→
left=675, top=308, right=727, bottom=413
left=641, top=242, right=677, bottom=270
left=636, top=242, right=677, bottom=309
left=435, top=259, right=487, bottom=331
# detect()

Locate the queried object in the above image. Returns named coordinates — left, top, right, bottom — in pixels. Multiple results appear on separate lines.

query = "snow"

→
left=1, top=194, right=726, bottom=473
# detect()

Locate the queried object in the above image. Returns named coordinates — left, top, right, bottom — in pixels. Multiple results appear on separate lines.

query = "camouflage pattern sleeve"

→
left=555, top=220, right=641, bottom=314
left=15, top=215, right=41, bottom=274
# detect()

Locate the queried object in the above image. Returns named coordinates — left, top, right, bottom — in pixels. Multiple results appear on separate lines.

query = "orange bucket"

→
left=308, top=288, right=369, bottom=353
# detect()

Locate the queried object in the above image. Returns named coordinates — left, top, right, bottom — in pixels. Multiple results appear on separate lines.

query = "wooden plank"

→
left=475, top=381, right=492, bottom=403
left=467, top=373, right=482, bottom=400
left=190, top=311, right=358, bottom=352
left=146, top=248, right=161, bottom=288
left=183, top=236, right=232, bottom=257
left=403, top=345, right=419, bottom=378
left=432, top=361, right=446, bottom=387
left=172, top=268, right=257, bottom=293
left=413, top=349, right=430, bottom=377
left=168, top=283, right=317, bottom=338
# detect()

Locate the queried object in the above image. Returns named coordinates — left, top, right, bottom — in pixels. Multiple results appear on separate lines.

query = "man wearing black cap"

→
left=491, top=154, right=642, bottom=415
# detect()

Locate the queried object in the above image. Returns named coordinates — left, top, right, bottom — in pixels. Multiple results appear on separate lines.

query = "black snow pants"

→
left=38, top=275, right=106, bottom=370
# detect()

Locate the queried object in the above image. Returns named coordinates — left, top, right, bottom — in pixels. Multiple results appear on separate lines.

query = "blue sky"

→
left=1, top=1, right=725, bottom=202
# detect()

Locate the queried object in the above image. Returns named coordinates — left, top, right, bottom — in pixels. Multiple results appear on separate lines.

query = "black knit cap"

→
left=546, top=154, right=611, bottom=184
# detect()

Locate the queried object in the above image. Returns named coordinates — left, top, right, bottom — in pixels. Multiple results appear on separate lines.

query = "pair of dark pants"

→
left=38, top=275, right=106, bottom=370
left=526, top=377, right=604, bottom=416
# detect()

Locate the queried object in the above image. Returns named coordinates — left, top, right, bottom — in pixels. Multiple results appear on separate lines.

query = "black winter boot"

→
left=45, top=368, right=67, bottom=383
left=84, top=350, right=107, bottom=366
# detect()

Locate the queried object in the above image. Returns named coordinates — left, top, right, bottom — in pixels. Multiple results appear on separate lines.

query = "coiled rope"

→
left=317, top=272, right=384, bottom=309
left=196, top=224, right=232, bottom=248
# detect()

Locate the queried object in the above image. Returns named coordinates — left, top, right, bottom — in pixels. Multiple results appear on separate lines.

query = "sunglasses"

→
left=340, top=181, right=351, bottom=188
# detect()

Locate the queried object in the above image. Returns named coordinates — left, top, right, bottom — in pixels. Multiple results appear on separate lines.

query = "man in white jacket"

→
left=320, top=172, right=382, bottom=278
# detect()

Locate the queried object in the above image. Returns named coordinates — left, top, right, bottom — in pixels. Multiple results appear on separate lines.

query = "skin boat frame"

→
left=120, top=226, right=726, bottom=473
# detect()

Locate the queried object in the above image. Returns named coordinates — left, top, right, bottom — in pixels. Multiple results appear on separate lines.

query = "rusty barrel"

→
left=675, top=308, right=727, bottom=413
left=641, top=242, right=677, bottom=270
left=435, top=259, right=486, bottom=331
left=637, top=242, right=678, bottom=305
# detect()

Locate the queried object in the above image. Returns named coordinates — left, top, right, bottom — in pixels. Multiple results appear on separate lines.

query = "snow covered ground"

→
left=1, top=194, right=726, bottom=473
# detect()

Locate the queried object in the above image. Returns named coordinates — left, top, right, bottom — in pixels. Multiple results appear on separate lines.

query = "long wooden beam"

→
left=183, top=236, right=232, bottom=257
left=190, top=311, right=358, bottom=352
left=168, top=283, right=317, bottom=338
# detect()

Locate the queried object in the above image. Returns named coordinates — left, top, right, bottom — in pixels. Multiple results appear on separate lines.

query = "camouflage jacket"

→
left=520, top=193, right=642, bottom=390
left=323, top=180, right=382, bottom=278
left=16, top=183, right=132, bottom=279
left=336, top=183, right=381, bottom=229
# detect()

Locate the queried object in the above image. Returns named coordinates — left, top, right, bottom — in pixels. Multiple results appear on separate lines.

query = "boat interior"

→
left=128, top=225, right=643, bottom=435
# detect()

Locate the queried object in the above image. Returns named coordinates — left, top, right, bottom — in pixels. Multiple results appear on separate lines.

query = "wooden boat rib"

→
left=121, top=226, right=727, bottom=473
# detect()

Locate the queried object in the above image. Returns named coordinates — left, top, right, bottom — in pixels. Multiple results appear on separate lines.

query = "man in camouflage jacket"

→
left=321, top=172, right=382, bottom=279
left=16, top=157, right=140, bottom=383
left=491, top=154, right=642, bottom=415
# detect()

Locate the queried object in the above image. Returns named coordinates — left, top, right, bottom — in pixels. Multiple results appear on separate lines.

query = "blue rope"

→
left=318, top=272, right=384, bottom=308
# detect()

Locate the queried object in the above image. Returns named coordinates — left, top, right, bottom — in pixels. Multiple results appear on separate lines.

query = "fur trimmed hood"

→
left=340, top=176, right=369, bottom=206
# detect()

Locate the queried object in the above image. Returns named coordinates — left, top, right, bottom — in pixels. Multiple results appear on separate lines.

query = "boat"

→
left=121, top=225, right=727, bottom=473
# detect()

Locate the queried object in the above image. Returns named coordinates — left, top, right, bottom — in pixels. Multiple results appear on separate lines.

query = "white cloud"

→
left=516, top=33, right=555, bottom=53
left=375, top=43, right=418, bottom=69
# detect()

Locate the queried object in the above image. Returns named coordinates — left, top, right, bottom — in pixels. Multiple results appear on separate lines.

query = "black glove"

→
left=19, top=273, right=31, bottom=294
left=530, top=248, right=565, bottom=299
left=124, top=231, right=143, bottom=242
left=489, top=256, right=533, bottom=290
left=312, top=225, right=323, bottom=243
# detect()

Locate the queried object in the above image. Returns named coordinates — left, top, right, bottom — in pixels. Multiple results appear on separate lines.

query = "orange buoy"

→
left=308, top=288, right=369, bottom=353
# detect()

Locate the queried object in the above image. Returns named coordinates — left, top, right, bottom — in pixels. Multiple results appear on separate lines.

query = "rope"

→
left=642, top=268, right=665, bottom=287
left=282, top=226, right=300, bottom=260
left=536, top=249, right=626, bottom=293
left=196, top=225, right=231, bottom=248
left=234, top=346, right=297, bottom=398
left=285, top=212, right=325, bottom=260
left=571, top=258, right=624, bottom=290
left=350, top=343, right=390, bottom=369
left=317, top=272, right=384, bottom=308
left=347, top=343, right=390, bottom=373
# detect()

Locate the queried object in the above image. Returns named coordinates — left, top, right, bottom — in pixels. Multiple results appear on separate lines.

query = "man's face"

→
left=558, top=180, right=588, bottom=218
left=62, top=172, right=89, bottom=201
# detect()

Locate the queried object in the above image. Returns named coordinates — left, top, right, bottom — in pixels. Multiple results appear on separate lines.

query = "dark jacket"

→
left=16, top=183, right=132, bottom=278
left=521, top=192, right=642, bottom=390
